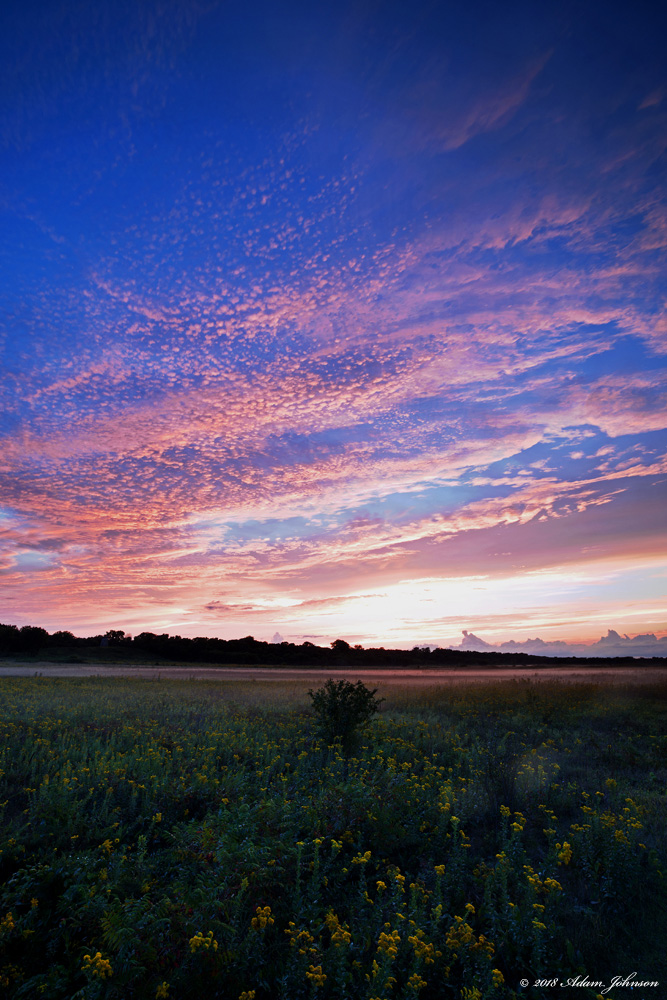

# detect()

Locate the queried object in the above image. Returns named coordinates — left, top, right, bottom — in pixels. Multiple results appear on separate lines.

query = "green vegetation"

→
left=4, top=621, right=666, bottom=669
left=0, top=676, right=664, bottom=999
left=308, top=679, right=384, bottom=752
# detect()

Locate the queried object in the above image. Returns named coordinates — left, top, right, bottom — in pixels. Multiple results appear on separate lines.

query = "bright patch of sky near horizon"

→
left=1, top=0, right=666, bottom=647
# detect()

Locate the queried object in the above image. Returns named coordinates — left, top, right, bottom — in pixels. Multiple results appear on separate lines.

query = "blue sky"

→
left=1, top=0, right=666, bottom=646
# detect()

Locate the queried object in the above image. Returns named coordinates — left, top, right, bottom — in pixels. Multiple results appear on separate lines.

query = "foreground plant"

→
left=308, top=678, right=384, bottom=752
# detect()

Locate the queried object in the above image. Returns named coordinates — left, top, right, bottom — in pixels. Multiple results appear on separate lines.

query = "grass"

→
left=0, top=675, right=664, bottom=999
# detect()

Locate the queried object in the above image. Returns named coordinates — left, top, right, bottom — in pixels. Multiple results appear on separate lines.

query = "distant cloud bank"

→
left=452, top=629, right=667, bottom=658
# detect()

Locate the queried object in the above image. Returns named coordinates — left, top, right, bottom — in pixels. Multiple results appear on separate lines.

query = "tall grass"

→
left=0, top=676, right=664, bottom=999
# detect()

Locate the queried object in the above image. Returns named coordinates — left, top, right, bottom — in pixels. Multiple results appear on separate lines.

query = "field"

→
left=0, top=675, right=664, bottom=999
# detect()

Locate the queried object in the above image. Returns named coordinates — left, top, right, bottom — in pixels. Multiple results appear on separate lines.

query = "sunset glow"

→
left=1, top=0, right=666, bottom=648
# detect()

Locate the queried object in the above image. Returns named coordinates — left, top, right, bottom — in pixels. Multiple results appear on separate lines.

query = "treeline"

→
left=0, top=622, right=665, bottom=668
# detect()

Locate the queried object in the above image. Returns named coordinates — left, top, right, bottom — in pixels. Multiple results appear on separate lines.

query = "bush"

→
left=308, top=678, right=384, bottom=752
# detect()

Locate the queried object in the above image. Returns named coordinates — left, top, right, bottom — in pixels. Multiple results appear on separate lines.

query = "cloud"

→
left=437, top=54, right=552, bottom=151
left=1, top=0, right=665, bottom=645
left=455, top=628, right=667, bottom=658
left=638, top=89, right=664, bottom=111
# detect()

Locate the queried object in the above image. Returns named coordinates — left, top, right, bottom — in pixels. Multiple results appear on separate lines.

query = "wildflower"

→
left=351, top=850, right=372, bottom=865
left=0, top=913, right=15, bottom=934
left=156, top=983, right=170, bottom=999
left=189, top=930, right=218, bottom=952
left=408, top=931, right=438, bottom=964
left=407, top=972, right=428, bottom=991
left=376, top=880, right=387, bottom=892
left=434, top=865, right=446, bottom=876
left=30, top=898, right=38, bottom=910
left=445, top=916, right=474, bottom=956
left=153, top=812, right=162, bottom=823
left=556, top=842, right=572, bottom=865
left=492, top=969, right=504, bottom=987
left=325, top=910, right=352, bottom=947
left=475, top=934, right=494, bottom=959
left=305, top=964, right=327, bottom=987
left=251, top=906, right=274, bottom=931
left=239, top=993, right=256, bottom=1000
left=377, top=929, right=401, bottom=958
left=82, top=952, right=113, bottom=979
left=499, top=805, right=510, bottom=817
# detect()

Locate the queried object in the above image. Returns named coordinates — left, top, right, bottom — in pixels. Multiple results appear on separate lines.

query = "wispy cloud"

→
left=1, top=0, right=665, bottom=644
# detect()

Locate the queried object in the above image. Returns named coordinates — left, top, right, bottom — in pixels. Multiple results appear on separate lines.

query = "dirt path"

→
left=1, top=661, right=666, bottom=685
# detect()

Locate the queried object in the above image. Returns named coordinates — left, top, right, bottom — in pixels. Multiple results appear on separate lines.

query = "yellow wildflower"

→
left=408, top=931, right=438, bottom=964
left=305, top=964, right=326, bottom=987
left=251, top=905, right=274, bottom=931
left=351, top=850, right=372, bottom=865
left=325, top=910, right=352, bottom=947
left=189, top=930, right=218, bottom=952
left=377, top=929, right=401, bottom=958
left=82, top=952, right=113, bottom=979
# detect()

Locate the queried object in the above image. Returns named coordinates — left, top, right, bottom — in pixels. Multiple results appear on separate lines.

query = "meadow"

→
left=0, top=674, right=664, bottom=999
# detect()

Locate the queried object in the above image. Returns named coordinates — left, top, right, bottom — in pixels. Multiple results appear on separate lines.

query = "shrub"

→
left=308, top=678, right=384, bottom=752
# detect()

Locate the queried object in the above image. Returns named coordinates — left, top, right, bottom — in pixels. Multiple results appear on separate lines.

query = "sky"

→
left=1, top=0, right=666, bottom=649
